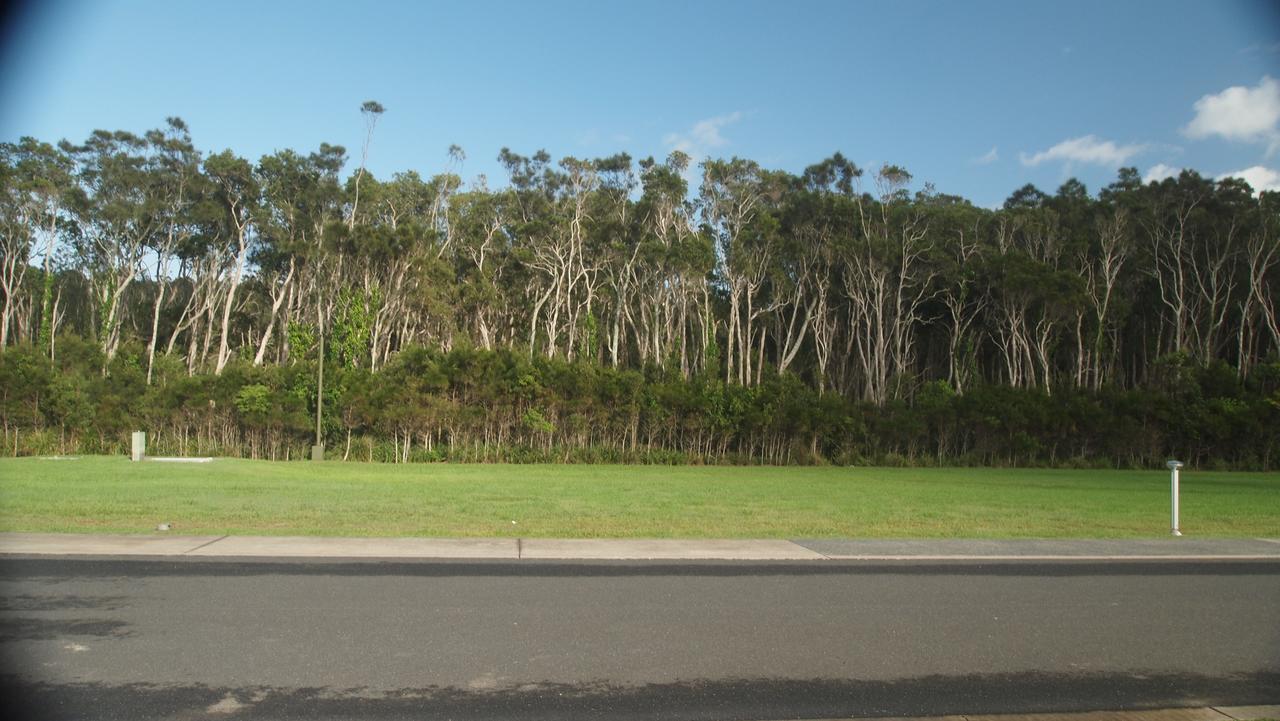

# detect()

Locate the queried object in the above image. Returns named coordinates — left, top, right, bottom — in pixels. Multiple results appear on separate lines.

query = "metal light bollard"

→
left=1166, top=459, right=1183, bottom=537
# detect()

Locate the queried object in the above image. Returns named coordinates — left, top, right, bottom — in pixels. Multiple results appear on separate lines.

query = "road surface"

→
left=2, top=556, right=1278, bottom=720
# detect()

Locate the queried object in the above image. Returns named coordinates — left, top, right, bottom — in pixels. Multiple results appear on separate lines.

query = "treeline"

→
left=0, top=112, right=1278, bottom=468
left=1, top=340, right=1277, bottom=468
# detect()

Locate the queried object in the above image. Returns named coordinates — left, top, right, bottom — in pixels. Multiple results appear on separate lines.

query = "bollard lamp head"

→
left=1166, top=459, right=1184, bottom=470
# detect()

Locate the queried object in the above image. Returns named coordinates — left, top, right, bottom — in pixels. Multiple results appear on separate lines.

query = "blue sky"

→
left=2, top=0, right=1279, bottom=207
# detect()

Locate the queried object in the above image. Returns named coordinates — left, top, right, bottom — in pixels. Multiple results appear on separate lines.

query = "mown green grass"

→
left=1, top=457, right=1277, bottom=538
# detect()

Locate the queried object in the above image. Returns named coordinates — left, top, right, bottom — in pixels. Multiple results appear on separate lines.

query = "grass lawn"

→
left=0, top=457, right=1277, bottom=538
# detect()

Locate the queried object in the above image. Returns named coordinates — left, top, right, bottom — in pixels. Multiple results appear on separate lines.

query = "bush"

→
left=0, top=342, right=1275, bottom=469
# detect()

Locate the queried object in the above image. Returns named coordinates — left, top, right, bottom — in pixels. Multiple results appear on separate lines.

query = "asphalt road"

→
left=2, top=557, right=1278, bottom=720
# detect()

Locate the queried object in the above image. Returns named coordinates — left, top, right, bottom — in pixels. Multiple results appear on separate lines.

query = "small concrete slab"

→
left=182, top=535, right=519, bottom=559
left=1214, top=706, right=1280, bottom=720
left=519, top=538, right=825, bottom=560
left=963, top=709, right=1229, bottom=721
left=0, top=532, right=223, bottom=556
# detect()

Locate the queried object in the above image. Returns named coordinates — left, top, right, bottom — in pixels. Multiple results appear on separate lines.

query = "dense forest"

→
left=1, top=111, right=1277, bottom=468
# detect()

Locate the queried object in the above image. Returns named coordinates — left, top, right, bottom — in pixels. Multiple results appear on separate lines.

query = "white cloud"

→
left=663, top=111, right=743, bottom=156
left=1239, top=43, right=1280, bottom=55
left=1143, top=163, right=1181, bottom=183
left=1184, top=76, right=1280, bottom=155
left=662, top=112, right=746, bottom=184
left=1020, top=135, right=1146, bottom=167
left=973, top=146, right=999, bottom=165
left=1216, top=165, right=1280, bottom=194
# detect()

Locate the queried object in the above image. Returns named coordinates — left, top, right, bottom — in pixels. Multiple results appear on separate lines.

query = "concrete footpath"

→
left=829, top=708, right=1280, bottom=721
left=1, top=532, right=1278, bottom=560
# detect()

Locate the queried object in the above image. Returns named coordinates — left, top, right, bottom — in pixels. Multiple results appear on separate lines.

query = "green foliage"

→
left=47, top=370, right=91, bottom=430
left=234, top=384, right=271, bottom=419
left=579, top=311, right=599, bottom=363
left=0, top=343, right=1275, bottom=468
left=286, top=321, right=315, bottom=362
left=702, top=316, right=720, bottom=379
left=4, top=126, right=1279, bottom=470
left=0, top=345, right=53, bottom=428
left=37, top=270, right=54, bottom=356
left=521, top=407, right=555, bottom=435
left=332, top=287, right=376, bottom=368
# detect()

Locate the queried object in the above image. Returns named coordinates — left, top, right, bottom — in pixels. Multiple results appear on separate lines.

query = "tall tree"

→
left=701, top=157, right=776, bottom=386
left=348, top=100, right=385, bottom=230
left=203, top=150, right=259, bottom=375
left=2, top=139, right=75, bottom=357
left=142, top=118, right=202, bottom=383
left=61, top=130, right=165, bottom=366
left=844, top=165, right=938, bottom=403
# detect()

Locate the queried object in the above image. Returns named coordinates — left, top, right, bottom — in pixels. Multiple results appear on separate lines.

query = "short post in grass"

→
left=131, top=431, right=146, bottom=462
left=1166, top=459, right=1183, bottom=536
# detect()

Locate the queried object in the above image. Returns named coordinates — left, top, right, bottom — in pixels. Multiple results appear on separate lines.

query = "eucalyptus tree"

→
left=844, top=164, right=939, bottom=403
left=355, top=169, right=460, bottom=367
left=535, top=156, right=602, bottom=360
left=1192, top=177, right=1252, bottom=363
left=327, top=172, right=388, bottom=368
left=1142, top=170, right=1209, bottom=359
left=623, top=153, right=685, bottom=370
left=0, top=139, right=75, bottom=357
left=293, top=143, right=347, bottom=357
left=1140, top=171, right=1265, bottom=370
left=700, top=157, right=776, bottom=386
left=1238, top=190, right=1279, bottom=376
left=1045, top=179, right=1097, bottom=389
left=247, top=143, right=347, bottom=369
left=786, top=154, right=860, bottom=392
left=203, top=150, right=260, bottom=375
left=662, top=162, right=715, bottom=378
left=165, top=217, right=220, bottom=370
left=1023, top=185, right=1093, bottom=392
left=596, top=154, right=645, bottom=367
left=926, top=198, right=989, bottom=394
left=498, top=148, right=564, bottom=357
left=142, top=118, right=202, bottom=383
left=579, top=153, right=634, bottom=365
left=452, top=183, right=511, bottom=351
left=988, top=200, right=1083, bottom=391
left=1078, top=206, right=1132, bottom=389
left=0, top=144, right=32, bottom=350
left=60, top=130, right=166, bottom=366
left=251, top=149, right=320, bottom=366
left=771, top=154, right=861, bottom=383
left=416, top=169, right=470, bottom=353
left=348, top=100, right=385, bottom=230
left=625, top=152, right=711, bottom=373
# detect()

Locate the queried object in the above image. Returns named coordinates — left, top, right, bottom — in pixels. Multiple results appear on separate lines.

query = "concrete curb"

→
left=2, top=533, right=1279, bottom=561
left=795, top=538, right=1280, bottom=559
left=0, top=533, right=817, bottom=560
left=787, top=706, right=1280, bottom=721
